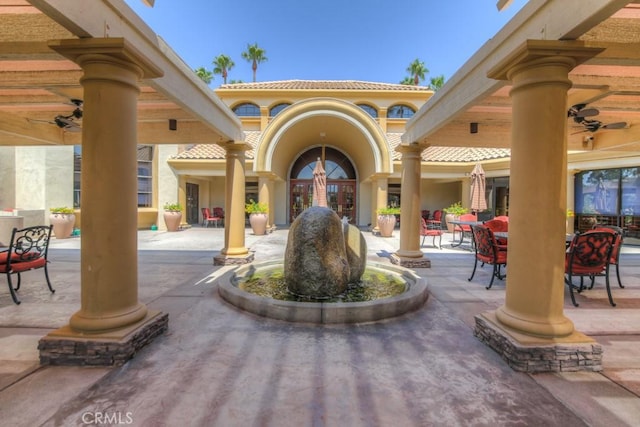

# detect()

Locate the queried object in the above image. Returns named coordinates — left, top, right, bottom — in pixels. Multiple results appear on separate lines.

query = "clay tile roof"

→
left=174, top=132, right=511, bottom=163
left=218, top=80, right=431, bottom=92
left=386, top=133, right=511, bottom=162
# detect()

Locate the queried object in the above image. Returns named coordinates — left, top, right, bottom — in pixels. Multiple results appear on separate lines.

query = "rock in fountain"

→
left=285, top=206, right=366, bottom=298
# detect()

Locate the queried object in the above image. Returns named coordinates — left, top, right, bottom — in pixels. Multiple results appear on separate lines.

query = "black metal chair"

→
left=565, top=230, right=616, bottom=307
left=593, top=224, right=625, bottom=290
left=0, top=225, right=55, bottom=305
left=468, top=224, right=507, bottom=289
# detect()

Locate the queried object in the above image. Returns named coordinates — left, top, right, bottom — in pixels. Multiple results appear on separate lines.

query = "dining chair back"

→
left=483, top=218, right=509, bottom=245
left=468, top=224, right=507, bottom=289
left=565, top=230, right=616, bottom=307
left=593, top=224, right=624, bottom=290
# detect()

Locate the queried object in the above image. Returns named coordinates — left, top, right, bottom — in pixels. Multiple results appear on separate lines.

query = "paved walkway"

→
left=0, top=227, right=639, bottom=426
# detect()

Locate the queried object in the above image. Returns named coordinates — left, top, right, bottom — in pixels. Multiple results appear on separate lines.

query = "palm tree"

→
left=399, top=76, right=416, bottom=85
left=241, top=43, right=268, bottom=82
left=407, top=59, right=428, bottom=85
left=429, top=75, right=446, bottom=91
left=194, top=67, right=213, bottom=84
left=212, top=54, right=235, bottom=85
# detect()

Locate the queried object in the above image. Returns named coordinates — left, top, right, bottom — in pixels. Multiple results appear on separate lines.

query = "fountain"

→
left=217, top=207, right=429, bottom=324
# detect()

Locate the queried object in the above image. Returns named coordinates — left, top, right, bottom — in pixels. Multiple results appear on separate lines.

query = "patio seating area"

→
left=0, top=226, right=639, bottom=425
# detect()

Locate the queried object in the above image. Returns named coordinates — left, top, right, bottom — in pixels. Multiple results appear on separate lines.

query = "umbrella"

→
left=470, top=163, right=487, bottom=213
left=312, top=157, right=327, bottom=207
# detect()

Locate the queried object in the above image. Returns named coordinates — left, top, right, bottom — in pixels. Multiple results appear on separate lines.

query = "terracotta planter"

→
left=50, top=213, right=75, bottom=239
left=249, top=213, right=268, bottom=235
left=163, top=211, right=182, bottom=232
left=445, top=213, right=458, bottom=232
left=377, top=214, right=396, bottom=237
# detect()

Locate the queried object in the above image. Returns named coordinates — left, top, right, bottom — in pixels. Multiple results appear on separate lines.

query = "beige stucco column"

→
left=215, top=141, right=253, bottom=264
left=258, top=172, right=275, bottom=230
left=371, top=174, right=389, bottom=232
left=47, top=38, right=163, bottom=333
left=392, top=144, right=430, bottom=267
left=486, top=40, right=604, bottom=339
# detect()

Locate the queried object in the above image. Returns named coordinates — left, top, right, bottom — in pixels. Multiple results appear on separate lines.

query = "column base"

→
left=390, top=253, right=431, bottom=268
left=38, top=310, right=168, bottom=366
left=214, top=252, right=255, bottom=266
left=474, top=311, right=602, bottom=373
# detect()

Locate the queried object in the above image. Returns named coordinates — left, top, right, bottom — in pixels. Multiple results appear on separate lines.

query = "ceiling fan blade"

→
left=575, top=108, right=599, bottom=118
left=602, top=121, right=627, bottom=130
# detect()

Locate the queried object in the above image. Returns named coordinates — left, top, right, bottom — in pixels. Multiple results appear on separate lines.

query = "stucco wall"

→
left=0, top=147, right=16, bottom=209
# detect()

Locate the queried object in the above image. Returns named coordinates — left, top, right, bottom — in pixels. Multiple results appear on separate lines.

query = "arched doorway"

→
left=290, top=147, right=356, bottom=223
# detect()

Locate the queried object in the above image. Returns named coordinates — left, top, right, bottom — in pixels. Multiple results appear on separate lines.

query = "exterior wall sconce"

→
left=470, top=122, right=478, bottom=134
left=169, top=119, right=177, bottom=131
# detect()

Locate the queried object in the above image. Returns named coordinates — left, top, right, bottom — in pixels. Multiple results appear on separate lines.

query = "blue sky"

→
left=124, top=0, right=528, bottom=86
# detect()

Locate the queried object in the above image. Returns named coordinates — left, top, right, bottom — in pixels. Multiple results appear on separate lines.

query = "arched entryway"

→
left=290, top=147, right=356, bottom=223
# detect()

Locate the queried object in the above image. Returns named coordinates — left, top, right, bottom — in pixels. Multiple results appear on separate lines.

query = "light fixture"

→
left=470, top=122, right=478, bottom=134
left=169, top=119, right=177, bottom=131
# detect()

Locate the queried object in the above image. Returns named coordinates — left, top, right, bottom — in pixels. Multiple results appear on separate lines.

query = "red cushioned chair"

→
left=592, top=224, right=625, bottom=291
left=0, top=225, right=55, bottom=305
left=420, top=217, right=444, bottom=249
left=565, top=230, right=616, bottom=307
left=468, top=224, right=507, bottom=289
left=483, top=218, right=509, bottom=245
left=201, top=207, right=221, bottom=228
left=212, top=207, right=225, bottom=227
left=453, top=213, right=478, bottom=245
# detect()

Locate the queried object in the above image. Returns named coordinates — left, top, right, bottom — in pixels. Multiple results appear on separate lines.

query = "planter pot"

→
left=249, top=213, right=268, bottom=235
left=377, top=214, right=396, bottom=237
left=50, top=213, right=75, bottom=239
left=445, top=213, right=459, bottom=232
left=163, top=211, right=182, bottom=232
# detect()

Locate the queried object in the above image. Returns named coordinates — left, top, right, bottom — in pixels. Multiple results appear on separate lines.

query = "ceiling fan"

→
left=568, top=103, right=627, bottom=134
left=28, top=99, right=83, bottom=132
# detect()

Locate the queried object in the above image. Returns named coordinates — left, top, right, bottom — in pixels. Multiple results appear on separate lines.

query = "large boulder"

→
left=344, top=222, right=367, bottom=284
left=285, top=207, right=350, bottom=298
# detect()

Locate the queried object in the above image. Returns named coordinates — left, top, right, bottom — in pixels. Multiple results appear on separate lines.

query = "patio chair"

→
left=212, top=207, right=225, bottom=226
left=468, top=224, right=507, bottom=289
left=483, top=218, right=509, bottom=245
left=420, top=217, right=443, bottom=249
left=564, top=230, right=616, bottom=307
left=201, top=207, right=221, bottom=228
left=0, top=225, right=55, bottom=305
left=453, top=213, right=478, bottom=245
left=592, top=224, right=625, bottom=290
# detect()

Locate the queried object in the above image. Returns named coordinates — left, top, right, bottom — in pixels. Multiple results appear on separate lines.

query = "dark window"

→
left=269, top=103, right=290, bottom=117
left=357, top=104, right=378, bottom=118
left=387, top=104, right=415, bottom=119
left=233, top=103, right=260, bottom=117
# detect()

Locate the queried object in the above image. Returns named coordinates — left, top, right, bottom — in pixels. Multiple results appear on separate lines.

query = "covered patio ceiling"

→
left=404, top=0, right=640, bottom=157
left=0, top=0, right=243, bottom=147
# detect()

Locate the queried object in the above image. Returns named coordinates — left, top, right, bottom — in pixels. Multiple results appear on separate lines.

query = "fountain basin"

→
left=217, top=260, right=429, bottom=324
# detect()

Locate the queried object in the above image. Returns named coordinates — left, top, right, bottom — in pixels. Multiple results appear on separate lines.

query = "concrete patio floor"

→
left=0, top=226, right=639, bottom=426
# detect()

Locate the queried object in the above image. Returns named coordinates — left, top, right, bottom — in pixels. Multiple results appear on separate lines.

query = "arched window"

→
left=387, top=104, right=415, bottom=119
left=233, top=103, right=260, bottom=117
left=290, top=147, right=356, bottom=180
left=269, top=103, right=291, bottom=117
left=357, top=104, right=378, bottom=118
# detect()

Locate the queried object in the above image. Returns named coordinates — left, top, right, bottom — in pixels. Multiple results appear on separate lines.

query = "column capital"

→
left=395, top=143, right=424, bottom=155
left=48, top=37, right=163, bottom=79
left=488, top=40, right=604, bottom=81
left=217, top=140, right=252, bottom=153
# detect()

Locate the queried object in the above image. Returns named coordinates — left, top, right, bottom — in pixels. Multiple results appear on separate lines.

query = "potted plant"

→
left=377, top=206, right=400, bottom=237
left=245, top=199, right=269, bottom=235
left=443, top=201, right=469, bottom=232
left=49, top=206, right=76, bottom=239
left=163, top=202, right=183, bottom=232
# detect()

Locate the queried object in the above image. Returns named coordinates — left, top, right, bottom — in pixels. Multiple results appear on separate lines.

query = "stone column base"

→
left=39, top=310, right=168, bottom=366
left=474, top=312, right=602, bottom=373
left=214, top=252, right=255, bottom=266
left=390, top=253, right=431, bottom=268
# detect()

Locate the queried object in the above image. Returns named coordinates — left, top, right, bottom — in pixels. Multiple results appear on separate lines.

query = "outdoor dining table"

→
left=494, top=231, right=574, bottom=247
left=448, top=219, right=483, bottom=248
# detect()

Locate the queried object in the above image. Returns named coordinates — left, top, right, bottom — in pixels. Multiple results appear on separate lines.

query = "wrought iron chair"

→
left=483, top=218, right=509, bottom=245
left=565, top=230, right=616, bottom=307
left=0, top=225, right=55, bottom=305
left=420, top=217, right=443, bottom=249
left=592, top=224, right=625, bottom=290
left=468, top=224, right=507, bottom=289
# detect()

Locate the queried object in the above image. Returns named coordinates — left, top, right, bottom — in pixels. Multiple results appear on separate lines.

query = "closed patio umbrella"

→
left=470, top=163, right=487, bottom=213
left=312, top=157, right=327, bottom=207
